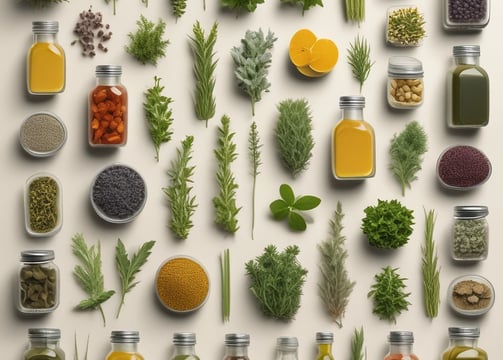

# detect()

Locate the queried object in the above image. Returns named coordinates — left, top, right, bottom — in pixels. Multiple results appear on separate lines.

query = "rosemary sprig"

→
left=220, top=248, right=231, bottom=322
left=345, top=0, right=364, bottom=23
left=164, top=136, right=198, bottom=239
left=318, top=201, right=356, bottom=327
left=115, top=239, right=155, bottom=318
left=248, top=121, right=262, bottom=240
left=350, top=327, right=365, bottom=360
left=189, top=21, right=218, bottom=127
left=213, top=115, right=241, bottom=233
left=422, top=209, right=440, bottom=318
left=144, top=76, right=174, bottom=162
left=347, top=35, right=374, bottom=93
left=71, top=233, right=115, bottom=327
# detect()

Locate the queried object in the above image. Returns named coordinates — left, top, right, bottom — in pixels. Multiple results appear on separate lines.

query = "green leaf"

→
left=294, top=195, right=321, bottom=211
left=279, top=184, right=295, bottom=205
left=288, top=211, right=307, bottom=231
left=270, top=199, right=290, bottom=219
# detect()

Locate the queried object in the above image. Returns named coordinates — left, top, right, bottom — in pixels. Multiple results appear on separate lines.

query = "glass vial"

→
left=441, top=328, right=487, bottom=360
left=106, top=331, right=144, bottom=360
left=27, top=21, right=65, bottom=95
left=387, top=56, right=424, bottom=109
left=24, top=328, right=65, bottom=360
left=332, top=96, right=375, bottom=180
left=447, top=45, right=489, bottom=128
left=223, top=333, right=250, bottom=360
left=276, top=337, right=298, bottom=360
left=18, top=250, right=59, bottom=314
left=443, top=0, right=490, bottom=30
left=172, top=333, right=200, bottom=360
left=452, top=206, right=489, bottom=261
left=384, top=331, right=418, bottom=360
left=315, top=332, right=334, bottom=360
left=89, top=65, right=128, bottom=146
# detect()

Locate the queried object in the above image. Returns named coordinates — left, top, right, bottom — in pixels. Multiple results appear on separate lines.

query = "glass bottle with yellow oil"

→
left=442, top=327, right=487, bottom=360
left=315, top=332, right=334, bottom=360
left=106, top=331, right=144, bottom=360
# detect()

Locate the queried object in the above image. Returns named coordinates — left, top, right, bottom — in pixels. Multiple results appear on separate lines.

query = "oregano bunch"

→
left=280, top=0, right=323, bottom=15
left=231, top=29, right=277, bottom=116
left=126, top=15, right=170, bottom=65
left=221, top=0, right=264, bottom=15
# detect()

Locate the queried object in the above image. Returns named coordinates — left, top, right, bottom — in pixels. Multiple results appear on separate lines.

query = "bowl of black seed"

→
left=20, top=111, right=67, bottom=157
left=90, top=164, right=147, bottom=223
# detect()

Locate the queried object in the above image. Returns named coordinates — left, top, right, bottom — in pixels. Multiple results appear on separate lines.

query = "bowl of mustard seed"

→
left=448, top=274, right=494, bottom=317
left=20, top=112, right=67, bottom=157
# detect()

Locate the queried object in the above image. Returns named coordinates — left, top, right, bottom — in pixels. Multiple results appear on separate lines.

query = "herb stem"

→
left=422, top=209, right=440, bottom=318
left=221, top=249, right=230, bottom=322
left=248, top=121, right=262, bottom=240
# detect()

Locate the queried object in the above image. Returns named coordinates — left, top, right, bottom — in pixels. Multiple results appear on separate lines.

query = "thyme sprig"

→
left=189, top=21, right=218, bottom=127
left=248, top=121, right=262, bottom=240
left=126, top=15, right=170, bottom=65
left=422, top=209, right=440, bottom=318
left=318, top=202, right=356, bottom=327
left=347, top=35, right=374, bottom=93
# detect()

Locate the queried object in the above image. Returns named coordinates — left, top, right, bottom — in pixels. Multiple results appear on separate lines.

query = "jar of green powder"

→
left=452, top=206, right=488, bottom=261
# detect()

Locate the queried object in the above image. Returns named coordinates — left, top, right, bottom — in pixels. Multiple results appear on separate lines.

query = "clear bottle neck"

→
left=96, top=75, right=122, bottom=86
left=449, top=338, right=478, bottom=348
left=388, top=344, right=414, bottom=355
left=276, top=348, right=298, bottom=360
left=173, top=345, right=197, bottom=356
left=111, top=342, right=139, bottom=353
left=454, top=55, right=479, bottom=66
left=28, top=339, right=60, bottom=349
left=33, top=33, right=57, bottom=43
left=341, top=108, right=364, bottom=121
left=224, top=345, right=249, bottom=359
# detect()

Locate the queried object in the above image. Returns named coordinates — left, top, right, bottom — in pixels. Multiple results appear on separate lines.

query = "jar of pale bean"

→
left=387, top=56, right=424, bottom=109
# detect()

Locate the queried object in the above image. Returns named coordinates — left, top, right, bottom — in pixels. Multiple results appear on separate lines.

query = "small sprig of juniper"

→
left=318, top=202, right=356, bottom=327
left=213, top=115, right=241, bottom=233
left=189, top=21, right=218, bottom=127
left=231, top=29, right=277, bottom=116
left=347, top=35, right=374, bottom=93
left=126, top=15, right=170, bottom=65
left=171, top=0, right=187, bottom=20
left=248, top=121, right=262, bottom=240
left=144, top=76, right=174, bottom=162
left=387, top=7, right=426, bottom=46
left=164, top=136, right=198, bottom=239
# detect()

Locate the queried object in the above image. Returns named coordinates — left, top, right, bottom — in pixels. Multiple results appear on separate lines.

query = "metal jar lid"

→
left=225, top=333, right=250, bottom=346
left=32, top=21, right=59, bottom=34
left=173, top=332, right=196, bottom=346
left=28, top=328, right=61, bottom=340
left=110, top=331, right=140, bottom=343
left=21, top=250, right=55, bottom=263
left=448, top=327, right=480, bottom=338
left=453, top=45, right=480, bottom=57
left=388, top=56, right=424, bottom=77
left=316, top=332, right=334, bottom=343
left=388, top=331, right=414, bottom=344
left=339, top=96, right=365, bottom=109
left=96, top=65, right=122, bottom=76
left=454, top=205, right=488, bottom=219
left=277, top=336, right=299, bottom=349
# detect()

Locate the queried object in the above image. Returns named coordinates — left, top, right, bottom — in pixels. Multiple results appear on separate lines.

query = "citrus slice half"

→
left=289, top=29, right=317, bottom=67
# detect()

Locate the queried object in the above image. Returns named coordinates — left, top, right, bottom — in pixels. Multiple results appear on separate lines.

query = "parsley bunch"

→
left=280, top=0, right=323, bottom=15
left=126, top=15, right=170, bottom=65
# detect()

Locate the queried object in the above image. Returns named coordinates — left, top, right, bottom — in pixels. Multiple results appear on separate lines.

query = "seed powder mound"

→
left=437, top=145, right=491, bottom=188
left=20, top=113, right=66, bottom=155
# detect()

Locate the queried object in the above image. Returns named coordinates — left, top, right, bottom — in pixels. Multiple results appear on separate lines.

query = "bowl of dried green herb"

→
left=24, top=172, right=62, bottom=237
left=448, top=274, right=494, bottom=317
left=20, top=111, right=67, bottom=157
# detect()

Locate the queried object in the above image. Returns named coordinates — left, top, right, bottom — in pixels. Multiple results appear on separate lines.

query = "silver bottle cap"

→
left=110, top=331, right=140, bottom=343
left=453, top=45, right=480, bottom=57
left=277, top=336, right=299, bottom=348
left=28, top=328, right=61, bottom=340
left=339, top=96, right=365, bottom=109
left=316, top=332, right=333, bottom=343
left=32, top=21, right=59, bottom=34
left=448, top=327, right=480, bottom=339
left=388, top=331, right=414, bottom=344
left=454, top=205, right=488, bottom=219
left=96, top=65, right=122, bottom=77
left=21, top=250, right=55, bottom=262
left=173, top=332, right=196, bottom=345
left=225, top=333, right=250, bottom=346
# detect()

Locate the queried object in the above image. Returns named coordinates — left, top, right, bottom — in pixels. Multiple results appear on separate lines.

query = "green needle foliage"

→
left=280, top=0, right=323, bottom=16
left=221, top=0, right=264, bottom=15
left=422, top=209, right=440, bottom=319
left=275, top=98, right=314, bottom=177
left=231, top=29, right=277, bottom=116
left=248, top=121, right=262, bottom=240
left=347, top=35, right=374, bottom=93
left=368, top=266, right=411, bottom=323
left=245, top=245, right=308, bottom=320
left=345, top=0, right=365, bottom=23
left=126, top=15, right=170, bottom=65
left=213, top=115, right=241, bottom=233
left=318, top=202, right=356, bottom=327
left=164, top=136, right=198, bottom=239
left=171, top=0, right=187, bottom=20
left=24, top=0, right=68, bottom=7
left=144, top=76, right=174, bottom=162
left=189, top=21, right=218, bottom=127
left=71, top=233, right=115, bottom=327
left=389, top=120, right=428, bottom=196
left=350, top=327, right=365, bottom=360
left=115, top=239, right=155, bottom=318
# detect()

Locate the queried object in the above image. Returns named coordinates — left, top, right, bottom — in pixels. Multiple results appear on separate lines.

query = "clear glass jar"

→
left=452, top=206, right=489, bottom=261
left=315, top=332, right=334, bottom=360
left=332, top=96, right=375, bottom=180
left=18, top=250, right=59, bottom=314
left=447, top=45, right=489, bottom=128
left=384, top=331, right=418, bottom=360
left=441, top=328, right=487, bottom=360
left=443, top=0, right=490, bottom=30
left=276, top=337, right=298, bottom=360
left=106, top=331, right=144, bottom=360
left=89, top=65, right=128, bottom=146
left=223, top=333, right=250, bottom=360
left=24, top=328, right=65, bottom=360
left=172, top=333, right=200, bottom=360
left=387, top=56, right=424, bottom=109
left=27, top=21, right=65, bottom=95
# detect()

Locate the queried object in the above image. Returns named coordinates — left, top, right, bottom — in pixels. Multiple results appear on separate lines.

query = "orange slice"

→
left=309, top=38, right=339, bottom=73
left=296, top=65, right=325, bottom=78
left=289, top=29, right=317, bottom=67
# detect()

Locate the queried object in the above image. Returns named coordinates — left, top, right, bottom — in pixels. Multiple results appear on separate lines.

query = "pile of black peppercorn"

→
left=448, top=0, right=487, bottom=23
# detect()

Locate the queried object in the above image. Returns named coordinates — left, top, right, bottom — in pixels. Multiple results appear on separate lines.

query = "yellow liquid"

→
left=106, top=352, right=144, bottom=360
left=333, top=119, right=375, bottom=179
left=28, top=42, right=65, bottom=94
left=316, top=344, right=335, bottom=360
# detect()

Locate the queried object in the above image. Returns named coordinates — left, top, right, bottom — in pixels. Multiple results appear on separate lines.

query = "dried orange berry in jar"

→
left=89, top=65, right=127, bottom=146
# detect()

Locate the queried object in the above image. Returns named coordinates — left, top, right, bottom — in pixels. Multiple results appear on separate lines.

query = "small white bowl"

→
left=448, top=274, right=494, bottom=316
left=20, top=111, right=67, bottom=157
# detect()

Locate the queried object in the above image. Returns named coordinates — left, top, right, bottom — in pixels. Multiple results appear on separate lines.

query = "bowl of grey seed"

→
left=20, top=111, right=67, bottom=157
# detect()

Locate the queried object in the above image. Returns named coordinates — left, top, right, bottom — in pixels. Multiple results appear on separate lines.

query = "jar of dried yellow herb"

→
left=18, top=250, right=59, bottom=314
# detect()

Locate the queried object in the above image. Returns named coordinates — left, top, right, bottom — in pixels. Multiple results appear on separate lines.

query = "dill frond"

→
left=347, top=35, right=374, bottom=92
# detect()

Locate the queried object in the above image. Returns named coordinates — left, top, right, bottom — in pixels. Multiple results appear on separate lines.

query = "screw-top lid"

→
left=32, top=21, right=59, bottom=34
left=448, top=327, right=480, bottom=339
left=96, top=65, right=122, bottom=76
left=110, top=331, right=140, bottom=343
left=316, top=332, right=334, bottom=343
left=21, top=250, right=55, bottom=262
left=339, top=96, right=365, bottom=109
left=277, top=336, right=299, bottom=349
left=453, top=45, right=480, bottom=57
left=388, top=56, right=424, bottom=77
left=388, top=331, right=414, bottom=344
left=28, top=328, right=61, bottom=340
left=454, top=205, right=488, bottom=219
left=173, top=332, right=196, bottom=346
left=225, top=333, right=250, bottom=346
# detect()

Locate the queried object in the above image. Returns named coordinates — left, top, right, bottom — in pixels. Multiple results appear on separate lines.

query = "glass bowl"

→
left=448, top=274, right=494, bottom=316
left=20, top=111, right=67, bottom=157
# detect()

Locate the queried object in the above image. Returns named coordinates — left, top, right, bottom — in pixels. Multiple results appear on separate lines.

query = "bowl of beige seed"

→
left=20, top=111, right=67, bottom=157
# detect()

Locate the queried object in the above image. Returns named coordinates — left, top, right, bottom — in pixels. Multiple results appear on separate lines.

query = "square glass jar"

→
left=386, top=6, right=426, bottom=47
left=443, top=0, right=490, bottom=30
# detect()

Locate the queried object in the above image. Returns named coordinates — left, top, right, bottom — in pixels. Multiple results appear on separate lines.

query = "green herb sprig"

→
left=248, top=121, right=262, bottom=240
left=144, top=76, right=174, bottom=162
left=71, top=233, right=115, bottom=327
left=171, top=0, right=187, bottom=19
left=213, top=115, right=241, bottom=233
left=270, top=184, right=321, bottom=231
left=350, top=327, right=365, bottom=360
left=164, top=136, right=198, bottom=239
left=221, top=0, right=264, bottom=14
left=115, top=239, right=155, bottom=318
left=74, top=333, right=90, bottom=360
left=245, top=245, right=308, bottom=320
left=345, top=0, right=364, bottom=23
left=368, top=266, right=410, bottom=323
left=347, top=35, right=374, bottom=92
left=189, top=21, right=218, bottom=127
left=422, top=209, right=440, bottom=319
left=231, top=29, right=277, bottom=116
left=318, top=201, right=355, bottom=327
left=387, top=7, right=426, bottom=46
left=25, top=0, right=68, bottom=7
left=389, top=120, right=428, bottom=196
left=126, top=15, right=170, bottom=65
left=221, top=248, right=231, bottom=322
left=280, top=0, right=323, bottom=16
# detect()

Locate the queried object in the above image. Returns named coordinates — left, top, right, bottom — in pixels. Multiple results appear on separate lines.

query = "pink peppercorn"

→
left=437, top=145, right=491, bottom=189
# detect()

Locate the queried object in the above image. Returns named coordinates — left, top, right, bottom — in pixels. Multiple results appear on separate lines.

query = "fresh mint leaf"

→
left=279, top=183, right=295, bottom=205
left=270, top=199, right=289, bottom=219
left=294, top=195, right=321, bottom=210
left=288, top=211, right=306, bottom=231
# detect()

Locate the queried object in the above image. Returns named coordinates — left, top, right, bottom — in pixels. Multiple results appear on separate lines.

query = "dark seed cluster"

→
left=71, top=6, right=112, bottom=57
left=437, top=145, right=491, bottom=188
left=448, top=0, right=487, bottom=23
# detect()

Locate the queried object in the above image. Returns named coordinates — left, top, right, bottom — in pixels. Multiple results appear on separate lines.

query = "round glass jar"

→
left=452, top=206, right=488, bottom=261
left=442, top=328, right=487, bottom=360
left=447, top=275, right=494, bottom=316
left=223, top=334, right=250, bottom=360
left=106, top=331, right=144, bottom=360
left=18, top=250, right=59, bottom=314
left=443, top=0, right=490, bottom=30
left=385, top=331, right=418, bottom=360
left=388, top=56, right=423, bottom=109
left=24, top=328, right=65, bottom=360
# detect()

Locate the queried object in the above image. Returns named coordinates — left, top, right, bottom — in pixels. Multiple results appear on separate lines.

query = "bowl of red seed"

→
left=436, top=145, right=491, bottom=190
